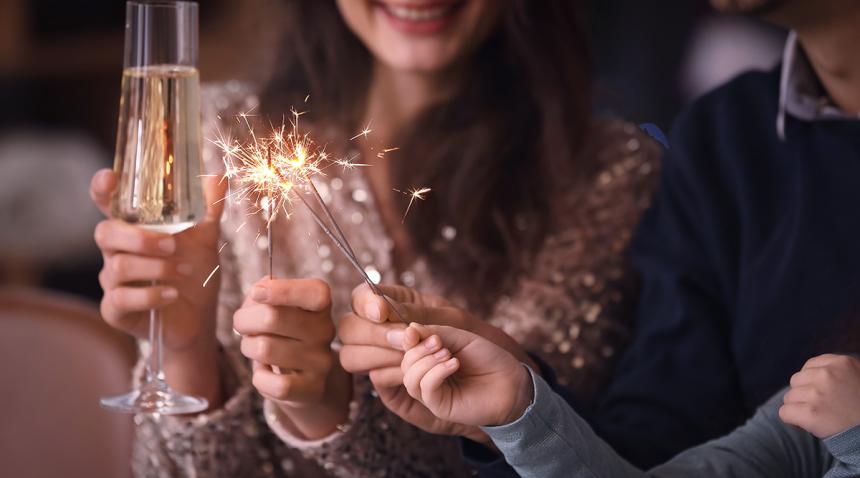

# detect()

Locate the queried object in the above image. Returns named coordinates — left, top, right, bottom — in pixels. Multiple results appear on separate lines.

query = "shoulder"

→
left=670, top=67, right=781, bottom=159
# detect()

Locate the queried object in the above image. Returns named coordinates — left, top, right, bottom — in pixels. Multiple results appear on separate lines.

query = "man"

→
left=463, top=0, right=860, bottom=473
left=582, top=0, right=860, bottom=468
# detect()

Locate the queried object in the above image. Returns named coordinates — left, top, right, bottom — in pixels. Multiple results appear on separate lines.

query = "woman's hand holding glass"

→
left=90, top=168, right=226, bottom=406
left=234, top=278, right=352, bottom=440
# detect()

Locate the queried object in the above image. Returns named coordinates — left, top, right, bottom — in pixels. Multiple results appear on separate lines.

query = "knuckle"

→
left=93, top=221, right=110, bottom=246
left=257, top=337, right=273, bottom=359
left=339, top=347, right=359, bottom=372
left=261, top=307, right=280, bottom=331
left=272, top=377, right=292, bottom=400
left=112, top=255, right=127, bottom=275
left=310, top=280, right=332, bottom=310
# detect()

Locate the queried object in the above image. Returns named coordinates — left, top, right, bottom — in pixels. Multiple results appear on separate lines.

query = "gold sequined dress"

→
left=131, top=84, right=661, bottom=477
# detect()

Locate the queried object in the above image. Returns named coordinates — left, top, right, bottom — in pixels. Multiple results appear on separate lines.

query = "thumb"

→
left=89, top=169, right=117, bottom=216
left=352, top=283, right=451, bottom=324
left=203, top=175, right=228, bottom=223
left=408, top=324, right=477, bottom=354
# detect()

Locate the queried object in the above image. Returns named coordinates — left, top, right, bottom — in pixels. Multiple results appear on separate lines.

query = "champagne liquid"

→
left=112, top=65, right=205, bottom=231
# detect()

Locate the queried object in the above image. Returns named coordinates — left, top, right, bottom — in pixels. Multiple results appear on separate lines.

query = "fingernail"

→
left=162, top=288, right=178, bottom=300
left=177, top=263, right=193, bottom=276
left=434, top=348, right=450, bottom=360
left=445, top=358, right=458, bottom=369
left=159, top=238, right=175, bottom=253
left=364, top=301, right=382, bottom=322
left=386, top=330, right=405, bottom=348
left=251, top=286, right=269, bottom=301
left=425, top=336, right=439, bottom=350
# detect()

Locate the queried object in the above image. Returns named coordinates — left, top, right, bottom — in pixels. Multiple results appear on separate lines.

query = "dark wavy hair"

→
left=262, top=1, right=592, bottom=310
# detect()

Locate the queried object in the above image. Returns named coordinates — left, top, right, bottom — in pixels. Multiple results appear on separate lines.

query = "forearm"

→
left=482, top=367, right=648, bottom=478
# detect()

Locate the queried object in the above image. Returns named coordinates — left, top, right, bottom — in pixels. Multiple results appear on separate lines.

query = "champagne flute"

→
left=100, top=0, right=208, bottom=415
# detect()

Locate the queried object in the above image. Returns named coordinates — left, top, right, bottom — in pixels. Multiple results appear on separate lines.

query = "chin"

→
left=378, top=45, right=458, bottom=73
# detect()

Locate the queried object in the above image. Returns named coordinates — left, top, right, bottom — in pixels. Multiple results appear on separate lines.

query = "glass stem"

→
left=146, top=280, right=164, bottom=385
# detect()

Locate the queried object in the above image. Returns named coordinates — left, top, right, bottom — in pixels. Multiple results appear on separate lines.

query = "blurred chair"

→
left=0, top=287, right=136, bottom=478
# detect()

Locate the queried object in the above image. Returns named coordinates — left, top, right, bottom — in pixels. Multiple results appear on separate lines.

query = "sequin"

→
left=352, top=189, right=368, bottom=203
left=365, top=266, right=381, bottom=284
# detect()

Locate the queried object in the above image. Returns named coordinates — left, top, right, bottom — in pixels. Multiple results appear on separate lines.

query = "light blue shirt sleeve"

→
left=482, top=367, right=860, bottom=478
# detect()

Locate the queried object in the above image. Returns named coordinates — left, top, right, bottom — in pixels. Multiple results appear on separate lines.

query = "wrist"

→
left=498, top=365, right=534, bottom=426
left=275, top=357, right=353, bottom=440
left=162, top=337, right=222, bottom=407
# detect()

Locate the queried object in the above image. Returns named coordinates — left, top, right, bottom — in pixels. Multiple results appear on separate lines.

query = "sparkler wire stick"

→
left=295, top=187, right=407, bottom=323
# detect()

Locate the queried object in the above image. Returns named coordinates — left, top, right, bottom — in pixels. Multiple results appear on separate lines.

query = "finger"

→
left=419, top=358, right=460, bottom=406
left=90, top=169, right=117, bottom=216
left=802, top=354, right=842, bottom=370
left=100, top=254, right=189, bottom=287
left=778, top=403, right=814, bottom=428
left=403, top=348, right=451, bottom=400
left=338, top=313, right=406, bottom=348
left=240, top=336, right=332, bottom=372
left=250, top=278, right=331, bottom=312
left=202, top=174, right=228, bottom=224
left=102, top=285, right=179, bottom=317
left=783, top=385, right=818, bottom=404
left=351, top=283, right=450, bottom=324
left=420, top=324, right=479, bottom=354
left=369, top=366, right=404, bottom=389
left=401, top=334, right=442, bottom=373
left=233, top=304, right=333, bottom=343
left=339, top=345, right=403, bottom=373
left=789, top=366, right=837, bottom=388
left=252, top=367, right=325, bottom=403
left=94, top=219, right=176, bottom=257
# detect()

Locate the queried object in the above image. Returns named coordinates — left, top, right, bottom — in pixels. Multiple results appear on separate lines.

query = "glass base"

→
left=100, top=380, right=208, bottom=415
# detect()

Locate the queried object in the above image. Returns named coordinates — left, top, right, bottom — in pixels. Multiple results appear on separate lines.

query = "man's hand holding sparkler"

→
left=339, top=283, right=538, bottom=445
left=234, top=278, right=352, bottom=440
left=90, top=168, right=226, bottom=409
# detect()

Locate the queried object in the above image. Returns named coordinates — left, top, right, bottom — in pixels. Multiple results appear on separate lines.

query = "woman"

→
left=398, top=322, right=860, bottom=478
left=90, top=0, right=661, bottom=476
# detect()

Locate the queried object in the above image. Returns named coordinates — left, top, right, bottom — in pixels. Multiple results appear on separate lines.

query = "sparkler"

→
left=395, top=187, right=432, bottom=223
left=213, top=109, right=407, bottom=323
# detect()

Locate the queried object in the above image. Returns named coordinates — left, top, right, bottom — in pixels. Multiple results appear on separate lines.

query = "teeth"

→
left=385, top=4, right=453, bottom=21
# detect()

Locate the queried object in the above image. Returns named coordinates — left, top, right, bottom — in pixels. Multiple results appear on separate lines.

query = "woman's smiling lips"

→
left=373, top=1, right=466, bottom=34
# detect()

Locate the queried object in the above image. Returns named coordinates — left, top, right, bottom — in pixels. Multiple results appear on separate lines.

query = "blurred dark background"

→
left=0, top=0, right=785, bottom=303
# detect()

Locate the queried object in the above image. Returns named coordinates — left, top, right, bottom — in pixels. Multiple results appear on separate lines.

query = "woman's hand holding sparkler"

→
left=234, top=278, right=352, bottom=440
left=90, top=169, right=227, bottom=408
left=338, top=283, right=538, bottom=444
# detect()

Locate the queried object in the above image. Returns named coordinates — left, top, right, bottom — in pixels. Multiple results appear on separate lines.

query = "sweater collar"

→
left=777, top=31, right=860, bottom=140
